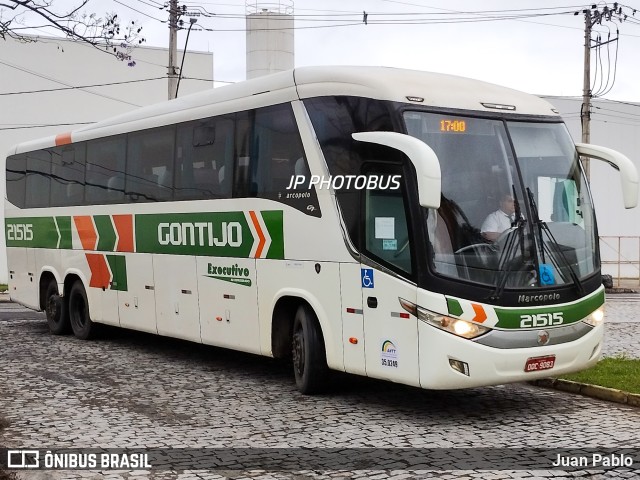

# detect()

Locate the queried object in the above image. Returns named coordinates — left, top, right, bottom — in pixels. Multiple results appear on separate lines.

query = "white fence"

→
left=599, top=236, right=640, bottom=287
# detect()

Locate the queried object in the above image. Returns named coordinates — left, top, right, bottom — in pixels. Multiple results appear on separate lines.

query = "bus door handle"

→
left=367, top=297, right=378, bottom=308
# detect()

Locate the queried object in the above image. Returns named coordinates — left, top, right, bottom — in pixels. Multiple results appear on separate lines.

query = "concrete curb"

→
left=529, top=378, right=640, bottom=407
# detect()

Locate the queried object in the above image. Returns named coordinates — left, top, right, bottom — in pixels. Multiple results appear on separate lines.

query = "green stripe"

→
left=6, top=217, right=59, bottom=248
left=135, top=211, right=284, bottom=259
left=106, top=255, right=128, bottom=291
left=95, top=215, right=117, bottom=252
left=261, top=210, right=284, bottom=259
left=56, top=216, right=72, bottom=249
left=494, top=289, right=605, bottom=329
left=446, top=298, right=464, bottom=317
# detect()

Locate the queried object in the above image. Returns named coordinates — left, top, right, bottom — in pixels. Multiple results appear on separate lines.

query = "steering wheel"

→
left=453, top=243, right=496, bottom=268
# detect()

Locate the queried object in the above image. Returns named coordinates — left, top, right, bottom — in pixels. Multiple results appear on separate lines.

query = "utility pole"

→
left=168, top=0, right=179, bottom=100
left=578, top=3, right=630, bottom=180
left=581, top=9, right=592, bottom=179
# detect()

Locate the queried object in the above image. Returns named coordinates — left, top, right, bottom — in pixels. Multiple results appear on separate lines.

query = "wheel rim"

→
left=292, top=324, right=305, bottom=378
left=71, top=293, right=86, bottom=330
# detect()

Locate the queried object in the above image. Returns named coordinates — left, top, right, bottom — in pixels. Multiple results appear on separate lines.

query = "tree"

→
left=0, top=0, right=145, bottom=66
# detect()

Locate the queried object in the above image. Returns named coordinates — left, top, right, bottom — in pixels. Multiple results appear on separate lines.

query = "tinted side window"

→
left=25, top=150, right=52, bottom=208
left=127, top=126, right=175, bottom=202
left=175, top=116, right=233, bottom=200
left=50, top=144, right=86, bottom=206
left=241, top=104, right=319, bottom=216
left=6, top=153, right=26, bottom=208
left=86, top=137, right=126, bottom=204
left=305, top=96, right=397, bottom=242
left=363, top=167, right=413, bottom=275
left=233, top=110, right=253, bottom=197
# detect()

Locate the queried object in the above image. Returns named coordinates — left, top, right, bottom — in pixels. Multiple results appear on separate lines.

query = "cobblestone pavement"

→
left=0, top=296, right=639, bottom=480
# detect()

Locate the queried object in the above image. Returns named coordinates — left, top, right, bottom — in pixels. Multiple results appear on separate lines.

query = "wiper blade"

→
left=526, top=188, right=584, bottom=295
left=489, top=223, right=526, bottom=301
left=489, top=185, right=528, bottom=301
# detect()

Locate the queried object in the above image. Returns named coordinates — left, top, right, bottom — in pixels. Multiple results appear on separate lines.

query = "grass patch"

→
left=559, top=355, right=640, bottom=394
left=0, top=285, right=6, bottom=293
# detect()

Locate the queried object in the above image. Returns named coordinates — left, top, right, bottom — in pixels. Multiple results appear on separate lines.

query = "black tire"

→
left=68, top=281, right=96, bottom=340
left=44, top=279, right=69, bottom=335
left=291, top=304, right=328, bottom=394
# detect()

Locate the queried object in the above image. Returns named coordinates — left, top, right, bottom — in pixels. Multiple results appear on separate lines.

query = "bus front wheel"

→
left=44, top=279, right=70, bottom=335
left=68, top=281, right=96, bottom=340
left=291, top=305, right=327, bottom=394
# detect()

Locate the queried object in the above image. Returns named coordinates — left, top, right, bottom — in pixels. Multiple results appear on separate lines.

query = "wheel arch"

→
left=269, top=289, right=340, bottom=369
left=38, top=270, right=60, bottom=311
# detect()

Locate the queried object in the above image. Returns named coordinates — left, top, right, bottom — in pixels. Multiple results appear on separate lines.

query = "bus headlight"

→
left=398, top=298, right=490, bottom=339
left=583, top=306, right=605, bottom=327
left=417, top=307, right=490, bottom=339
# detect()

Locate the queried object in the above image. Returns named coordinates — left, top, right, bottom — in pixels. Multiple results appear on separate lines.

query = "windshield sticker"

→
left=374, top=217, right=395, bottom=239
left=539, top=264, right=556, bottom=285
left=382, top=239, right=397, bottom=251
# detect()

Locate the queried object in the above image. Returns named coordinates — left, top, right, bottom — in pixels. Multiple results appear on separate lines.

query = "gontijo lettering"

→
left=158, top=221, right=242, bottom=247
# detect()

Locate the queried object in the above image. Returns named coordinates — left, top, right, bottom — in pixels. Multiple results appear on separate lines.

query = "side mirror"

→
left=575, top=143, right=639, bottom=209
left=352, top=131, right=441, bottom=208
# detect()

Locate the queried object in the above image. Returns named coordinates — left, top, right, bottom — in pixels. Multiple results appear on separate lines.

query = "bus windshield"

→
left=404, top=112, right=597, bottom=290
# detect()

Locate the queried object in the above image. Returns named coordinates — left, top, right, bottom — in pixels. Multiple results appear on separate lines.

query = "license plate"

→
left=524, top=355, right=556, bottom=372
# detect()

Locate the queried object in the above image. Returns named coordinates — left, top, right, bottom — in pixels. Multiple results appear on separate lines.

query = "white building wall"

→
left=0, top=36, right=213, bottom=283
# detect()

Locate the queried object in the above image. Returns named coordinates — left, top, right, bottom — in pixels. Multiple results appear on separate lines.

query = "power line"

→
left=0, top=77, right=165, bottom=95
left=0, top=76, right=217, bottom=96
left=0, top=59, right=141, bottom=107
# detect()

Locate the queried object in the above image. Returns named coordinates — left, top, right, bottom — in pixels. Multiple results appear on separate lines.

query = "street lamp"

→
left=175, top=17, right=198, bottom=98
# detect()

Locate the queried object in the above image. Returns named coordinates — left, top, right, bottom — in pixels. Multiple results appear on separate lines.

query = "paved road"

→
left=0, top=296, right=639, bottom=479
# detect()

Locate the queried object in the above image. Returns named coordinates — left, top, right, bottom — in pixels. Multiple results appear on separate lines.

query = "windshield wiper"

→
left=526, top=188, right=584, bottom=295
left=489, top=185, right=528, bottom=301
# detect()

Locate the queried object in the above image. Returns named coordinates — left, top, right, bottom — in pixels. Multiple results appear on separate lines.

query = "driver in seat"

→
left=481, top=193, right=516, bottom=242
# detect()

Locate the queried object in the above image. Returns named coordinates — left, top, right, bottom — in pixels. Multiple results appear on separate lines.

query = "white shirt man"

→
left=481, top=194, right=516, bottom=242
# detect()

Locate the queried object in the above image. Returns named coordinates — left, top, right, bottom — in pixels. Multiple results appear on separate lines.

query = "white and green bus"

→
left=5, top=66, right=638, bottom=393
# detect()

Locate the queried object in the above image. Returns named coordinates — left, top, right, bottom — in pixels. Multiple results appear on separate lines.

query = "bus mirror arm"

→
left=575, top=143, right=639, bottom=209
left=352, top=132, right=442, bottom=209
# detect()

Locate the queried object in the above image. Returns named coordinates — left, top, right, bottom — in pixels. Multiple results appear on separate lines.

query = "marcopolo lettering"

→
left=158, top=221, right=242, bottom=247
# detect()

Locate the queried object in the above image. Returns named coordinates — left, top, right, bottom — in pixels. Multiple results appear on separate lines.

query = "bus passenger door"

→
left=360, top=166, right=420, bottom=387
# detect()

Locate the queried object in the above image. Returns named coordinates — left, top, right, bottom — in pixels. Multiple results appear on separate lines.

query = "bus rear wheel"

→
left=68, top=281, right=96, bottom=340
left=291, top=305, right=327, bottom=394
left=45, top=279, right=69, bottom=335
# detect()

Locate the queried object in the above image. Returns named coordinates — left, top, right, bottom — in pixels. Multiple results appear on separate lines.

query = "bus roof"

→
left=11, top=66, right=560, bottom=155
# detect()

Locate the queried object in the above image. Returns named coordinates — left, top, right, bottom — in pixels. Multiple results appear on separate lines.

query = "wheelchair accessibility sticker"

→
left=539, top=264, right=556, bottom=286
left=361, top=268, right=374, bottom=288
